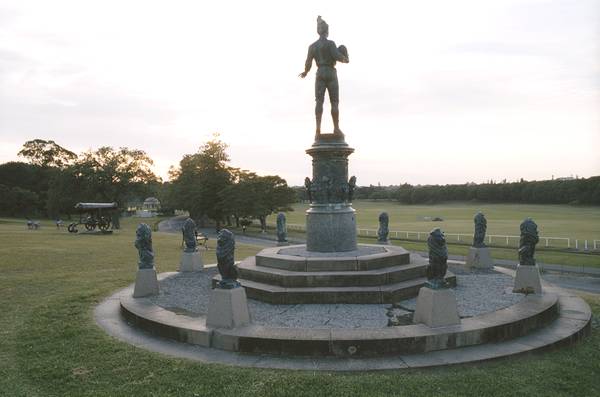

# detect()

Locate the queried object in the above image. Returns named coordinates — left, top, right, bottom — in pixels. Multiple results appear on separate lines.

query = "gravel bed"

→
left=398, top=266, right=524, bottom=318
left=148, top=265, right=524, bottom=328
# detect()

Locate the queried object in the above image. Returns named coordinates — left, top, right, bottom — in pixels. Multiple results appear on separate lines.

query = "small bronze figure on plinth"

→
left=216, top=229, right=240, bottom=289
left=426, top=228, right=449, bottom=289
left=519, top=218, right=539, bottom=266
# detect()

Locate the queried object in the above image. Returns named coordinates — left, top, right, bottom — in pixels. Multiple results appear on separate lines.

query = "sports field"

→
left=276, top=201, right=600, bottom=244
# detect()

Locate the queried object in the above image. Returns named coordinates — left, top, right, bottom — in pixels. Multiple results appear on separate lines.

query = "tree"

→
left=250, top=175, right=296, bottom=231
left=220, top=172, right=296, bottom=230
left=0, top=185, right=40, bottom=217
left=45, top=170, right=83, bottom=218
left=18, top=139, right=77, bottom=168
left=169, top=137, right=232, bottom=228
left=47, top=147, right=159, bottom=212
left=0, top=161, right=53, bottom=214
left=220, top=169, right=258, bottom=227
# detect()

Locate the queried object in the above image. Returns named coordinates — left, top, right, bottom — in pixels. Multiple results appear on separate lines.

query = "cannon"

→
left=68, top=202, right=118, bottom=233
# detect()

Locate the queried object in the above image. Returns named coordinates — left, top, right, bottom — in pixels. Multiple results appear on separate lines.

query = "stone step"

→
left=212, top=273, right=457, bottom=304
left=255, top=244, right=411, bottom=272
left=238, top=256, right=428, bottom=288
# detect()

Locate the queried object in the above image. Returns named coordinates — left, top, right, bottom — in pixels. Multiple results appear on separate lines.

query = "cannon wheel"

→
left=67, top=223, right=78, bottom=233
left=98, top=217, right=111, bottom=231
left=85, top=218, right=96, bottom=231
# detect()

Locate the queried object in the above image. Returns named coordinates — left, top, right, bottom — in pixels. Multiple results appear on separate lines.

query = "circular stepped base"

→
left=97, top=271, right=592, bottom=370
left=120, top=286, right=560, bottom=356
left=255, top=244, right=410, bottom=272
left=214, top=244, right=456, bottom=304
left=212, top=271, right=456, bottom=304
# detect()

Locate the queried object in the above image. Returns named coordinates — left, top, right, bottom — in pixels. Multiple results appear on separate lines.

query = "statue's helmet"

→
left=317, top=15, right=329, bottom=36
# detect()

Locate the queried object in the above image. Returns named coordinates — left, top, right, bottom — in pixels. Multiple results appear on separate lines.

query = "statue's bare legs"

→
left=314, top=71, right=343, bottom=136
left=315, top=99, right=323, bottom=135
left=331, top=101, right=342, bottom=135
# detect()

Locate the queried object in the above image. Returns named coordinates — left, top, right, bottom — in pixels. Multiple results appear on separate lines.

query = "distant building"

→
left=143, top=197, right=161, bottom=211
left=133, top=197, right=161, bottom=218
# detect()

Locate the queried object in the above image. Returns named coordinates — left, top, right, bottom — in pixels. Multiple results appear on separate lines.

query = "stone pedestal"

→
left=206, top=287, right=250, bottom=329
left=179, top=251, right=203, bottom=272
left=377, top=239, right=390, bottom=245
left=133, top=268, right=159, bottom=298
left=466, top=247, right=493, bottom=269
left=277, top=241, right=290, bottom=246
left=306, top=205, right=357, bottom=252
left=413, top=287, right=460, bottom=328
left=305, top=135, right=357, bottom=252
left=513, top=265, right=542, bottom=294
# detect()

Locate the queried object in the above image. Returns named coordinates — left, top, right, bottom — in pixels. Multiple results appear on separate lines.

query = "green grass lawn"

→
left=1, top=216, right=600, bottom=396
left=272, top=201, right=600, bottom=245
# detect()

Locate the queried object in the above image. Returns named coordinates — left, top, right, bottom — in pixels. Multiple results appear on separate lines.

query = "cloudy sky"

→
left=1, top=0, right=598, bottom=185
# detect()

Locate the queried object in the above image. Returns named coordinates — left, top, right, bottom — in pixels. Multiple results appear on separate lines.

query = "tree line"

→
left=0, top=139, right=162, bottom=218
left=2, top=138, right=598, bottom=222
left=344, top=178, right=600, bottom=205
left=0, top=138, right=296, bottom=229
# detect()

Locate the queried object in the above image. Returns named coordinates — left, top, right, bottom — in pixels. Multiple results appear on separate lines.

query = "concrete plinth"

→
left=306, top=205, right=357, bottom=252
left=206, top=287, right=250, bottom=329
left=413, top=287, right=460, bottom=328
left=133, top=268, right=159, bottom=298
left=179, top=251, right=203, bottom=272
left=513, top=265, right=542, bottom=294
left=466, top=247, right=493, bottom=269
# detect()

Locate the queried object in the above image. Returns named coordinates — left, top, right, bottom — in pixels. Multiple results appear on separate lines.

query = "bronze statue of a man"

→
left=299, top=16, right=349, bottom=136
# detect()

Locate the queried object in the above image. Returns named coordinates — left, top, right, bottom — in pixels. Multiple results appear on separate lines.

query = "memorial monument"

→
left=298, top=15, right=356, bottom=252
left=513, top=217, right=542, bottom=294
left=466, top=211, right=493, bottom=268
left=107, top=16, right=592, bottom=368
left=133, top=223, right=159, bottom=298
left=179, top=217, right=203, bottom=272
left=211, top=16, right=455, bottom=303
left=413, top=228, right=460, bottom=327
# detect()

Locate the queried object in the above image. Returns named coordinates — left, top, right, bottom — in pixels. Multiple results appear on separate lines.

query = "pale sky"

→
left=1, top=0, right=599, bottom=185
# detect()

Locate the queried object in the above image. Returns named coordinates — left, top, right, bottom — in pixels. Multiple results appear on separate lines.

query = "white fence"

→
left=278, top=223, right=598, bottom=251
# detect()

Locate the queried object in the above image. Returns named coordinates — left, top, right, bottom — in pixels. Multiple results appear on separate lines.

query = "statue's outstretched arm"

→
left=299, top=46, right=314, bottom=78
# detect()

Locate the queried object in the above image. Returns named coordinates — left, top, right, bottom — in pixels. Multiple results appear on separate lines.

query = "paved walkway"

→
left=158, top=217, right=600, bottom=294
